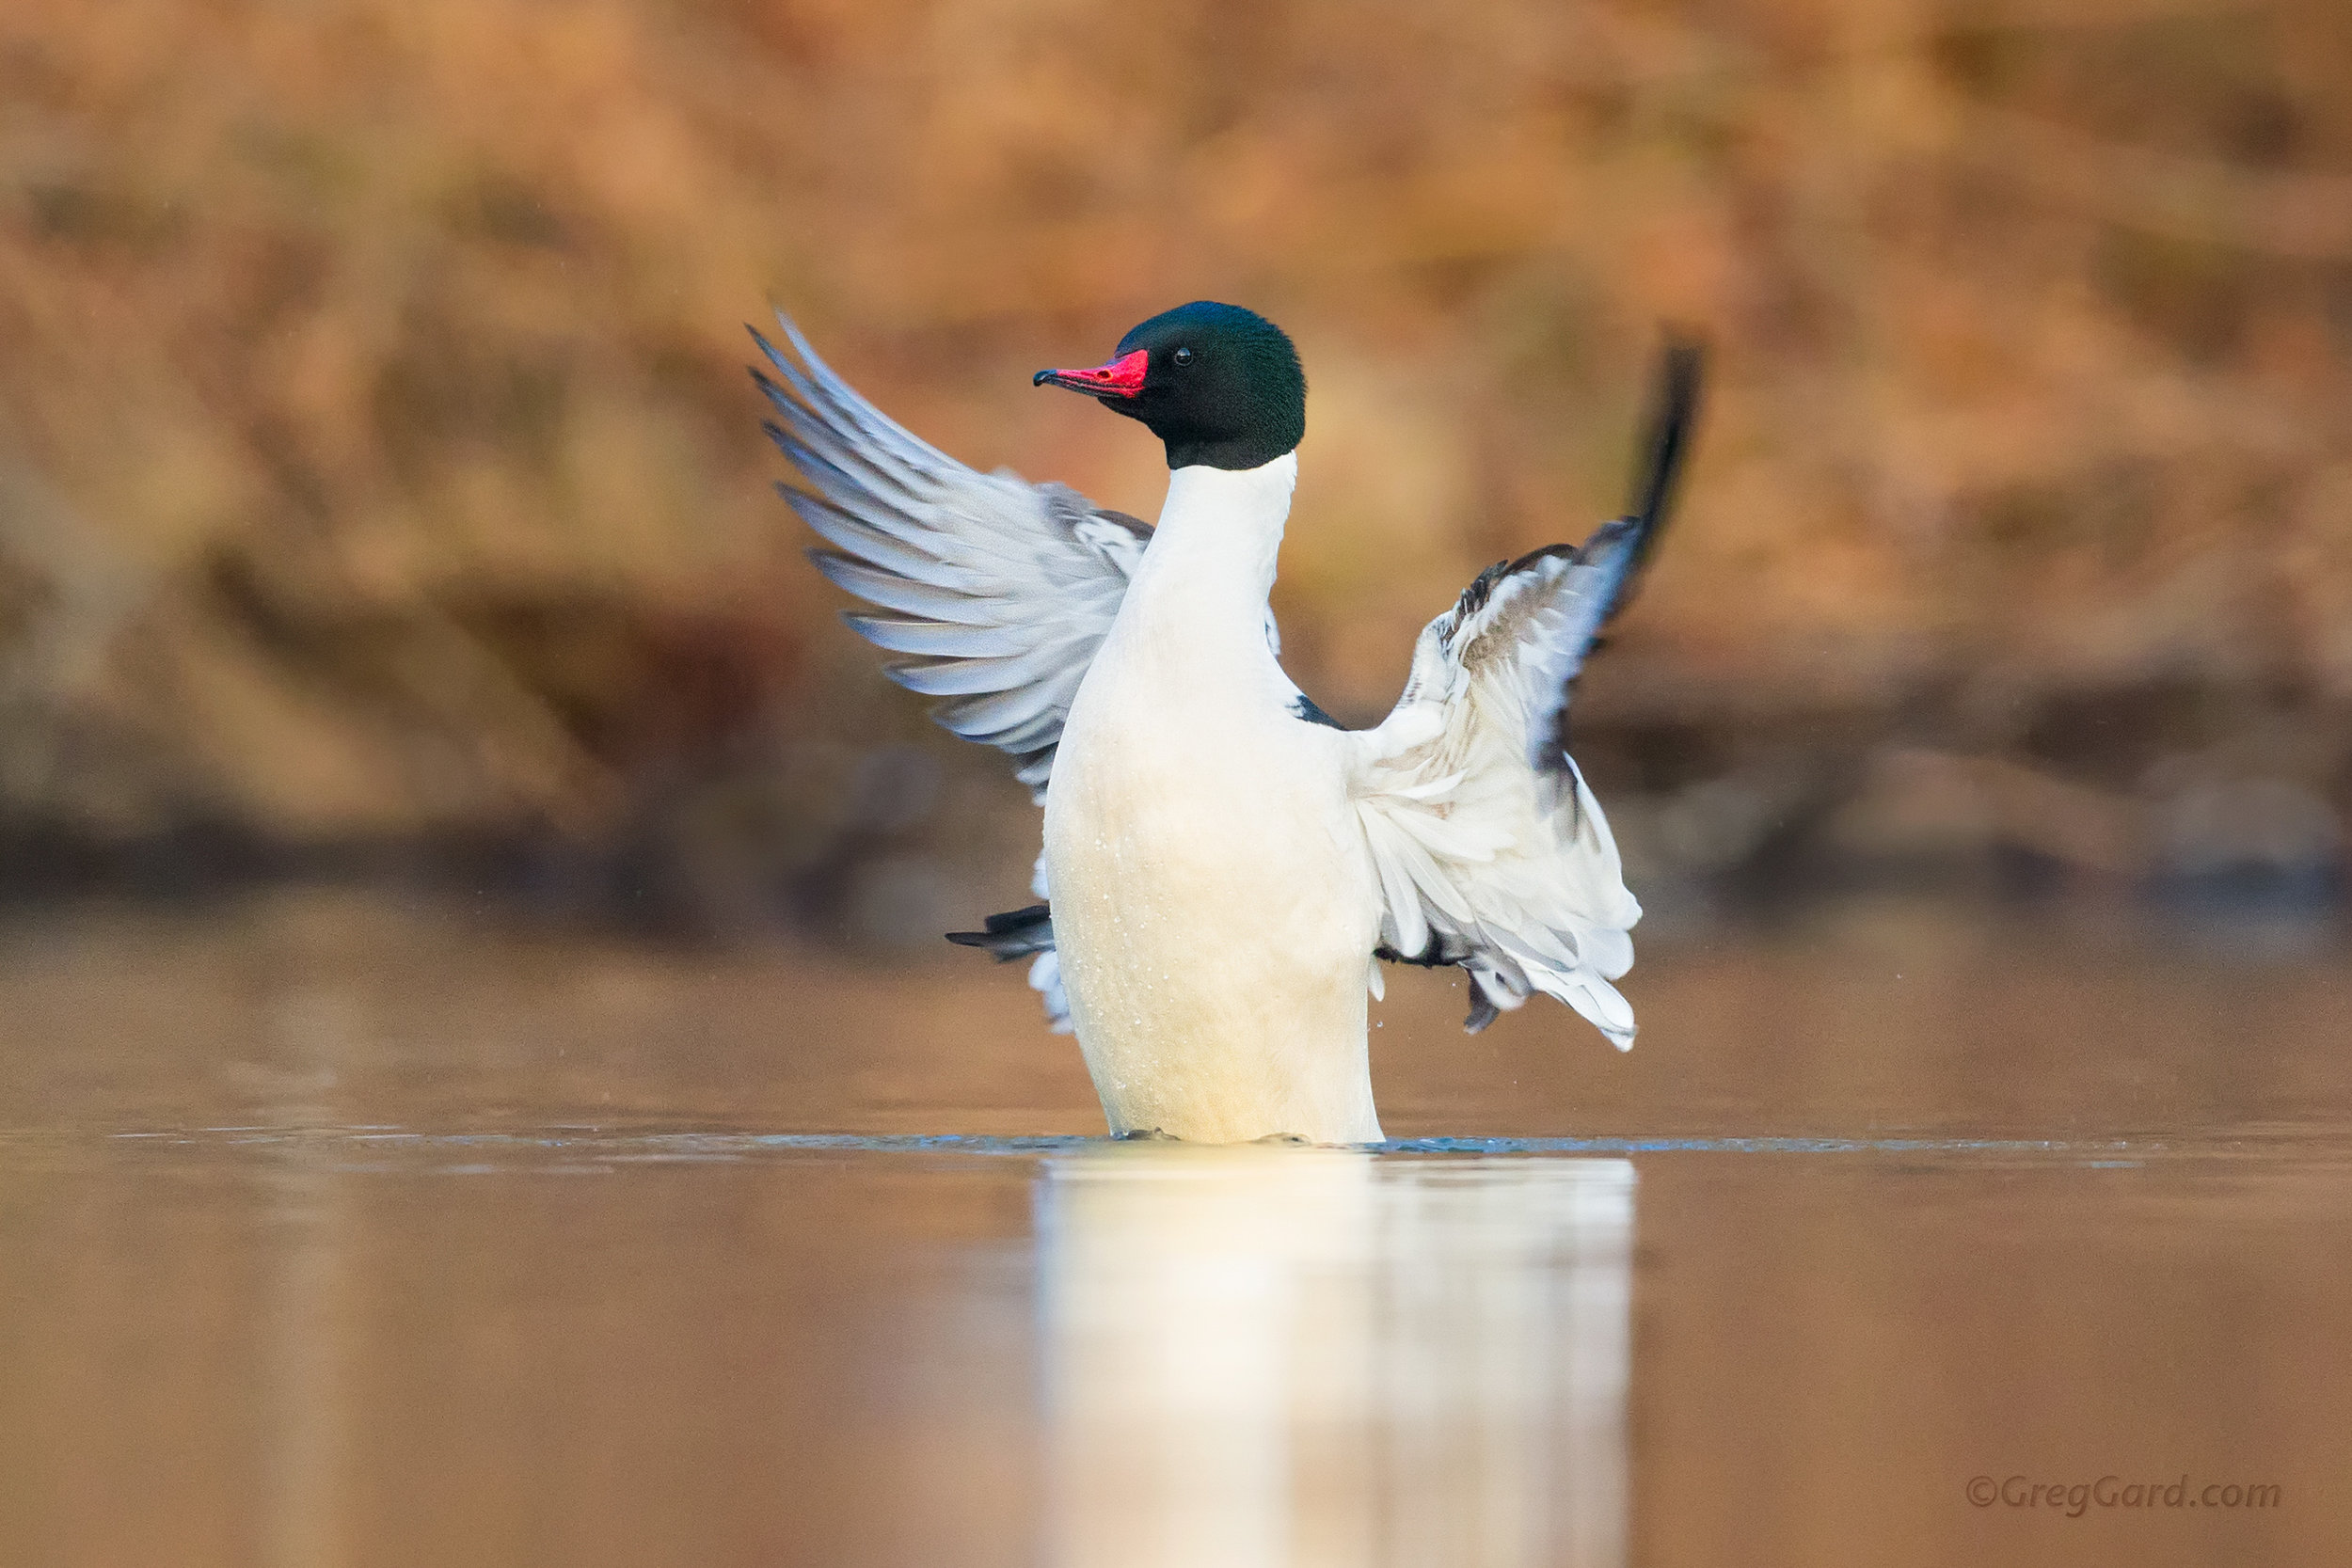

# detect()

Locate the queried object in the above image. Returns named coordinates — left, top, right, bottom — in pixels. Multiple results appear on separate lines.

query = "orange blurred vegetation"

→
left=1, top=0, right=2348, bottom=916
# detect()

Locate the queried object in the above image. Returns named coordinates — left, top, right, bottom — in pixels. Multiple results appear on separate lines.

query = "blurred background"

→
left=7, top=8, right=2352, bottom=1566
left=3, top=0, right=2348, bottom=949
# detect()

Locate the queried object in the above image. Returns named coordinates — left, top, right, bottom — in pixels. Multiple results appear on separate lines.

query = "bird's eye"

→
left=1172, top=346, right=1194, bottom=365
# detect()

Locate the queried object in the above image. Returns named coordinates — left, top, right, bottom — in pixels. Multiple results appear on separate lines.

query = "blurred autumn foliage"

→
left=2, top=0, right=2349, bottom=925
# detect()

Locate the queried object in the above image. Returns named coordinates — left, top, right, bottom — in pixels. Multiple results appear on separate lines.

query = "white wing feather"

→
left=1350, top=530, right=1650, bottom=1048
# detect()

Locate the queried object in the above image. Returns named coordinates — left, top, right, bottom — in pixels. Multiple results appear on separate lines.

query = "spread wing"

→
left=751, top=314, right=1149, bottom=802
left=1348, top=341, right=1702, bottom=1046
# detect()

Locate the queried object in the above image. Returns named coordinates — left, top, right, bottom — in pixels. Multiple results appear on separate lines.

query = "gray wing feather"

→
left=754, top=313, right=1150, bottom=800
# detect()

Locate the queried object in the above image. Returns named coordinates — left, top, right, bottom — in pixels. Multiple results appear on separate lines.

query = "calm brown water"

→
left=3, top=892, right=2348, bottom=1566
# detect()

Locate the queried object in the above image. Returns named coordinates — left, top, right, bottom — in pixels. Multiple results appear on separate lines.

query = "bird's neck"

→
left=1128, top=452, right=1296, bottom=633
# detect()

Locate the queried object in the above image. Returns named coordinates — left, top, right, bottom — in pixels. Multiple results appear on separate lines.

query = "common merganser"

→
left=753, top=303, right=1701, bottom=1145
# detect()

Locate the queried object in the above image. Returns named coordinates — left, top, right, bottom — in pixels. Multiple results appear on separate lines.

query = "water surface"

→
left=2, top=894, right=2347, bottom=1565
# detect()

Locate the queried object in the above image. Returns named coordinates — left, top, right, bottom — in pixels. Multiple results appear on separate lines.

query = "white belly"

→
left=1044, top=688, right=1383, bottom=1145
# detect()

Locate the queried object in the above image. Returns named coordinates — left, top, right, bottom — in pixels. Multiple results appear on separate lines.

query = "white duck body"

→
left=1044, top=454, right=1386, bottom=1144
left=755, top=306, right=1701, bottom=1149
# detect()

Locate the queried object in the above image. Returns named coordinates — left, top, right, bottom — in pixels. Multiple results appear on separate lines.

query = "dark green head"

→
left=1034, top=301, right=1306, bottom=471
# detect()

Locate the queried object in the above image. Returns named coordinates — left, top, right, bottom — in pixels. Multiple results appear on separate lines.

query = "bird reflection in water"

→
left=1038, top=1147, right=1633, bottom=1567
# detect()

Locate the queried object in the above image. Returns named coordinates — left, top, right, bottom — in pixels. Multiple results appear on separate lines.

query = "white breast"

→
left=1041, top=457, right=1384, bottom=1144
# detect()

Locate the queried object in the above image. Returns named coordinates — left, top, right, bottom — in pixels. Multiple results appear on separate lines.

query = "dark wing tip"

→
left=1564, top=332, right=1708, bottom=644
left=747, top=322, right=794, bottom=378
left=1624, top=333, right=1707, bottom=568
left=1452, top=558, right=1512, bottom=623
left=1290, top=690, right=1350, bottom=731
left=946, top=903, right=1054, bottom=961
